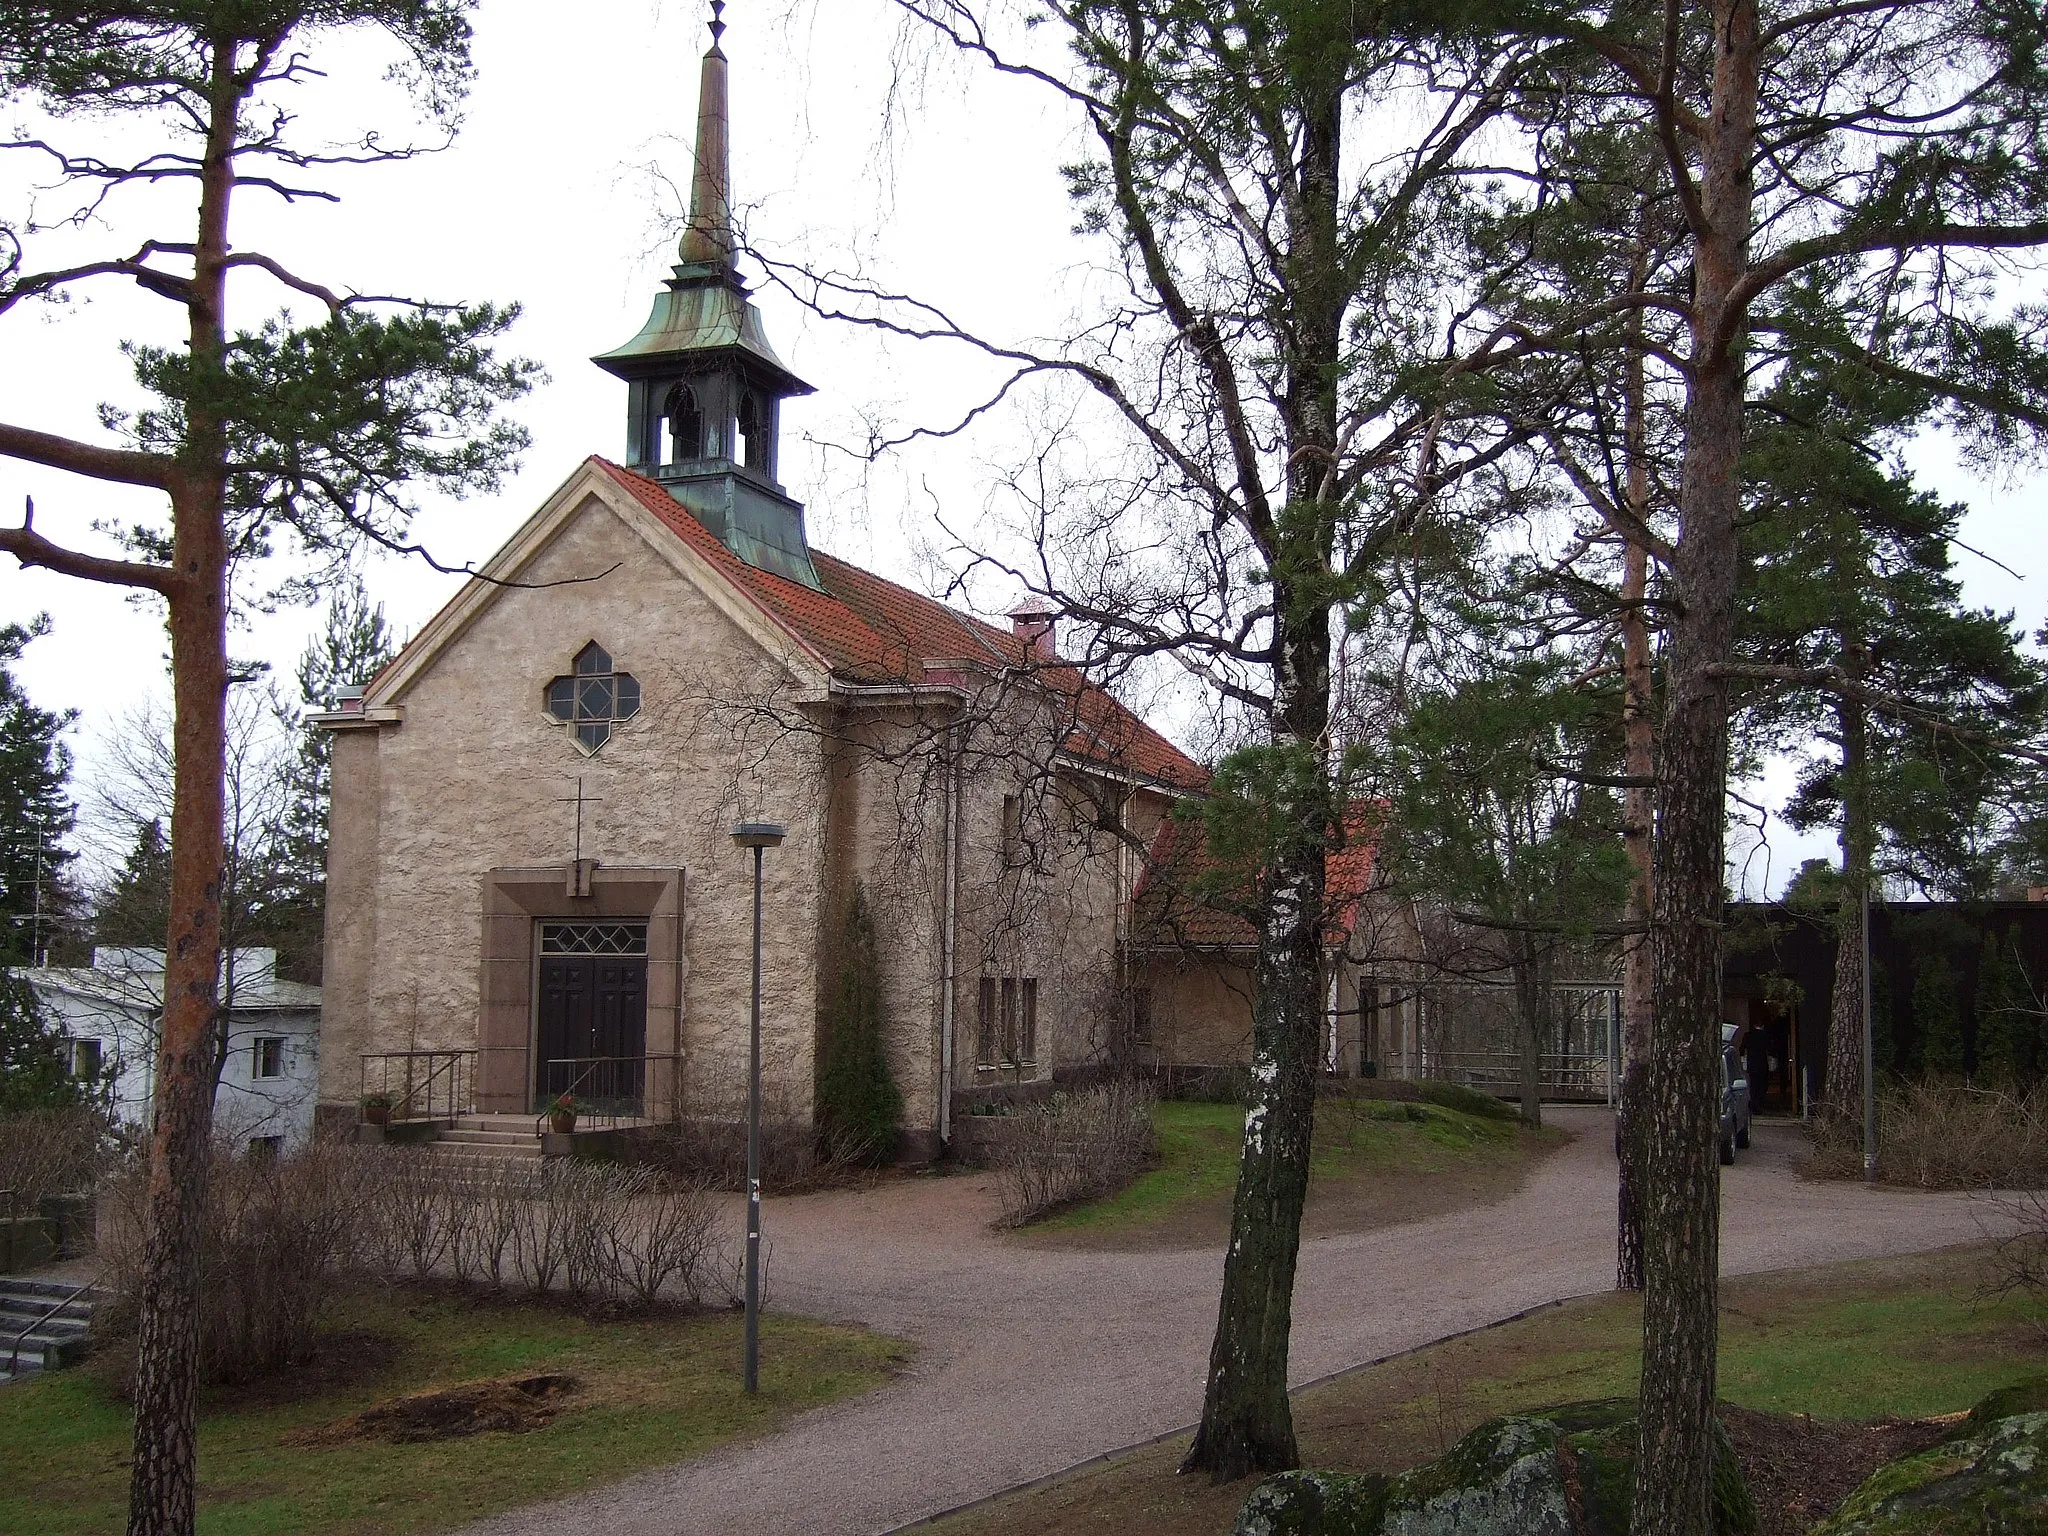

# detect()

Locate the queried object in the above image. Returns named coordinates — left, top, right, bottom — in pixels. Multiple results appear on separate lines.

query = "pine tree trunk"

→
left=1617, top=531, right=1655, bottom=1291
left=1633, top=0, right=1756, bottom=1527
left=1513, top=932, right=1546, bottom=1129
left=1824, top=668, right=1870, bottom=1120
left=126, top=41, right=236, bottom=1536
left=1617, top=330, right=1655, bottom=1291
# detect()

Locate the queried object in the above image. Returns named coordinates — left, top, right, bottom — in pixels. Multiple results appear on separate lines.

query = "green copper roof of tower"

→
left=590, top=263, right=813, bottom=397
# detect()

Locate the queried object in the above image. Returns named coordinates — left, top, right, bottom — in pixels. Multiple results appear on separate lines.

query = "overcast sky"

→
left=1, top=0, right=2039, bottom=894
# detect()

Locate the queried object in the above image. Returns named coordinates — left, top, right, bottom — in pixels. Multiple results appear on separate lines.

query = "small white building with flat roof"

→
left=26, top=948, right=321, bottom=1151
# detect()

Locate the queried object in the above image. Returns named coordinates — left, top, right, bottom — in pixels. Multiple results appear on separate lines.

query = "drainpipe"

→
left=938, top=719, right=961, bottom=1151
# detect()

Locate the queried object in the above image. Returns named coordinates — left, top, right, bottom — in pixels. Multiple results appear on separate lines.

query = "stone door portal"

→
left=535, top=920, right=648, bottom=1112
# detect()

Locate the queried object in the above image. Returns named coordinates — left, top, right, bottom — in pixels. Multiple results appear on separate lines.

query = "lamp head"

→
left=730, top=822, right=787, bottom=850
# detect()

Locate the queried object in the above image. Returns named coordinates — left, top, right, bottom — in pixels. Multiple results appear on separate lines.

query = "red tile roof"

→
left=1130, top=809, right=1380, bottom=950
left=596, top=459, right=1206, bottom=791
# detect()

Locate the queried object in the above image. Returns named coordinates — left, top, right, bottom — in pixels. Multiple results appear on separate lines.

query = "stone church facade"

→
left=311, top=21, right=1203, bottom=1152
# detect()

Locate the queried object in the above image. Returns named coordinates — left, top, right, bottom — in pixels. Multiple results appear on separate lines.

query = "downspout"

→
left=938, top=717, right=961, bottom=1151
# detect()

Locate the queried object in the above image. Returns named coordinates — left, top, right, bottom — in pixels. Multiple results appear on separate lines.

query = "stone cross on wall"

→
left=557, top=776, right=602, bottom=896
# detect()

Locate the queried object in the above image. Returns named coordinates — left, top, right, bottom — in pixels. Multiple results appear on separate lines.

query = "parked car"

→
left=1719, top=1022, right=1752, bottom=1165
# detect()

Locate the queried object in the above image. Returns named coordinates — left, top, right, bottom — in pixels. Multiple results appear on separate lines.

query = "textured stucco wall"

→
left=321, top=476, right=1181, bottom=1146
left=320, top=488, right=827, bottom=1119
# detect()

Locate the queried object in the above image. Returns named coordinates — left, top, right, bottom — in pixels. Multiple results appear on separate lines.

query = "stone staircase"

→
left=427, top=1114, right=545, bottom=1164
left=0, top=1275, right=98, bottom=1383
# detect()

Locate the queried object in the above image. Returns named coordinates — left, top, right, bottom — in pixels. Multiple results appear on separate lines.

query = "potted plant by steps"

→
left=360, top=1092, right=393, bottom=1127
left=548, top=1093, right=578, bottom=1135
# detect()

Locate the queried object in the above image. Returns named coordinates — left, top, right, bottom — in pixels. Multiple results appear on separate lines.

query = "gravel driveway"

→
left=457, top=1107, right=1997, bottom=1536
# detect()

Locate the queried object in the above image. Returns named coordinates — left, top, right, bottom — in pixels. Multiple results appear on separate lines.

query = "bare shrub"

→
left=709, top=1227, right=773, bottom=1312
left=615, top=1169, right=720, bottom=1306
left=992, top=1080, right=1157, bottom=1227
left=99, top=1139, right=372, bottom=1386
left=1810, top=1078, right=2048, bottom=1189
left=0, top=1105, right=117, bottom=1217
left=645, top=1095, right=820, bottom=1189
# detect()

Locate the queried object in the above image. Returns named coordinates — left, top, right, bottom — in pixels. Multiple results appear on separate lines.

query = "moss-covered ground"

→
left=0, top=1287, right=909, bottom=1536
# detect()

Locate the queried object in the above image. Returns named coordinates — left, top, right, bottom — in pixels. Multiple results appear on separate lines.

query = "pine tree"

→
left=94, top=821, right=174, bottom=949
left=0, top=971, right=79, bottom=1112
left=815, top=882, right=902, bottom=1165
left=1913, top=954, right=1966, bottom=1077
left=0, top=617, right=78, bottom=966
left=267, top=576, right=396, bottom=982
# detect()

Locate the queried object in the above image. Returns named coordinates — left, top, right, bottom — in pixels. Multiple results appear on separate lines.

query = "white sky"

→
left=1, top=0, right=2040, bottom=895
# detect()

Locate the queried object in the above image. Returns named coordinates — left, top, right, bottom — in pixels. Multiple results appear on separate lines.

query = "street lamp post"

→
left=730, top=821, right=785, bottom=1393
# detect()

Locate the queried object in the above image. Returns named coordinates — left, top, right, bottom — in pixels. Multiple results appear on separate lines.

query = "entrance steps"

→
left=428, top=1115, right=544, bottom=1163
left=0, top=1276, right=99, bottom=1383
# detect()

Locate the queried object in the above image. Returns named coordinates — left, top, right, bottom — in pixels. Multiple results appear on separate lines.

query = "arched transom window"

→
left=544, top=642, right=641, bottom=752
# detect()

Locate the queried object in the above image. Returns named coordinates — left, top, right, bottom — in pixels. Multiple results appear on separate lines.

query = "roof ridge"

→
left=596, top=458, right=1207, bottom=788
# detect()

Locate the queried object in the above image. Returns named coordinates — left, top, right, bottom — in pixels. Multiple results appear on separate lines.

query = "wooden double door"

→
left=535, top=921, right=648, bottom=1111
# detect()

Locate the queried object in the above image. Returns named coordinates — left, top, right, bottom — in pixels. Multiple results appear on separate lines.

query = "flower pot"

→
left=548, top=1111, right=577, bottom=1136
left=362, top=1103, right=391, bottom=1127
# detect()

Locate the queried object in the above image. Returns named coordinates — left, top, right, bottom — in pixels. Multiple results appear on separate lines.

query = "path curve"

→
left=458, top=1108, right=1997, bottom=1536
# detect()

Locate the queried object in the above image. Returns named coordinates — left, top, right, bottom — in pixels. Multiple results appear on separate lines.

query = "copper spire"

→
left=680, top=1, right=733, bottom=267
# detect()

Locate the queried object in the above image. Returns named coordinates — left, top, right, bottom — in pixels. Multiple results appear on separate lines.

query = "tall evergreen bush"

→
left=816, top=883, right=901, bottom=1164
left=1976, top=931, right=2041, bottom=1084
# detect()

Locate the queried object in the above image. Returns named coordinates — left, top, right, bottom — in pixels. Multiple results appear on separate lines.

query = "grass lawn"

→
left=923, top=1245, right=2048, bottom=1536
left=0, top=1287, right=910, bottom=1536
left=1022, top=1096, right=1564, bottom=1249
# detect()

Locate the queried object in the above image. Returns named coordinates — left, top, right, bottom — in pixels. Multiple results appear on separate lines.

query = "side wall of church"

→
left=317, top=490, right=829, bottom=1122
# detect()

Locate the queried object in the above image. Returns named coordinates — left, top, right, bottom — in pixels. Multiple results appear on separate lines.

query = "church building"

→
left=310, top=14, right=1205, bottom=1153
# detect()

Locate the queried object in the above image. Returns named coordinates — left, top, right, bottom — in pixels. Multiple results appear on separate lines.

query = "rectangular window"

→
left=976, top=975, right=1040, bottom=1068
left=1130, top=985, right=1154, bottom=1047
left=977, top=977, right=998, bottom=1067
left=1001, top=794, right=1021, bottom=860
left=247, top=1135, right=283, bottom=1161
left=253, top=1036, right=284, bottom=1080
left=69, top=1038, right=102, bottom=1080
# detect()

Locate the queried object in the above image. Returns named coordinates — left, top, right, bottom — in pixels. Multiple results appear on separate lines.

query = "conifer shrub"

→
left=1975, top=930, right=2042, bottom=1084
left=815, top=882, right=903, bottom=1165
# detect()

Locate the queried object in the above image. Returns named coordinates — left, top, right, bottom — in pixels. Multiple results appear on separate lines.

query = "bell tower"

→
left=593, top=1, right=823, bottom=590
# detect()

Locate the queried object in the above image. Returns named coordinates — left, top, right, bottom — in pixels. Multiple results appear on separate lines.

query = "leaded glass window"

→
left=544, top=642, right=641, bottom=751
left=539, top=921, right=649, bottom=956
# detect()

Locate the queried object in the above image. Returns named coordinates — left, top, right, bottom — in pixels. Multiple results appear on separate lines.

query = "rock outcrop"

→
left=1233, top=1399, right=1754, bottom=1536
left=1809, top=1407, right=2048, bottom=1535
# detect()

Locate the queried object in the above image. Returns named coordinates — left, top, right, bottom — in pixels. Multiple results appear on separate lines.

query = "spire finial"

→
left=680, top=0, right=733, bottom=267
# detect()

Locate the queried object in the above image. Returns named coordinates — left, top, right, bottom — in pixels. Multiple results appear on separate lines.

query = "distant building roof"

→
left=1130, top=808, right=1380, bottom=952
left=27, top=948, right=320, bottom=1013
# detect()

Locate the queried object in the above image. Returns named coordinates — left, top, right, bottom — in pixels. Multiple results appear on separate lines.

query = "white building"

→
left=27, top=948, right=322, bottom=1151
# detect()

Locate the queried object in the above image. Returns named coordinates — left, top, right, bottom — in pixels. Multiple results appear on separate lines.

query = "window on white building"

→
left=253, top=1036, right=285, bottom=1080
left=69, top=1038, right=102, bottom=1080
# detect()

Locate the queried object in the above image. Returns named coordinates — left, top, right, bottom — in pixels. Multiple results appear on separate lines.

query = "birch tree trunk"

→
left=1182, top=45, right=1343, bottom=1479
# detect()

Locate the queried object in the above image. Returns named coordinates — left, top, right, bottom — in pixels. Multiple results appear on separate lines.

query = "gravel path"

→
left=458, top=1108, right=1997, bottom=1536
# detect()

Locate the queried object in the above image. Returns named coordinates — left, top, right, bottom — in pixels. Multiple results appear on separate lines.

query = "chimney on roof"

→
left=1009, top=599, right=1057, bottom=662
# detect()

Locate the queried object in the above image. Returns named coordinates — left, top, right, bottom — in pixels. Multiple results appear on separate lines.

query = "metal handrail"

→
left=359, top=1049, right=476, bottom=1121
left=7, top=1276, right=95, bottom=1376
left=534, top=1053, right=684, bottom=1135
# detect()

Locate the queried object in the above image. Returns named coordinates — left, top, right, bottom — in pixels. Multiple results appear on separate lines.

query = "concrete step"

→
left=0, top=1278, right=97, bottom=1383
left=436, top=1128, right=540, bottom=1148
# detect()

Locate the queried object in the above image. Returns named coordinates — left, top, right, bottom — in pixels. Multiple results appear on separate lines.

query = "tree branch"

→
left=0, top=498, right=176, bottom=594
